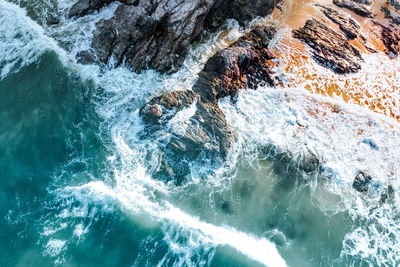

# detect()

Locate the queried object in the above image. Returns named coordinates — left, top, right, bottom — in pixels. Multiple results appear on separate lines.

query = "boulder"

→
left=140, top=91, right=232, bottom=184
left=333, top=0, right=375, bottom=18
left=68, top=0, right=114, bottom=18
left=352, top=171, right=372, bottom=193
left=194, top=26, right=277, bottom=103
left=293, top=18, right=363, bottom=74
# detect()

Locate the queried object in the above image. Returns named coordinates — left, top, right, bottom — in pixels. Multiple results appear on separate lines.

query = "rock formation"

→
left=333, top=0, right=375, bottom=18
left=139, top=26, right=277, bottom=184
left=374, top=20, right=400, bottom=56
left=293, top=18, right=363, bottom=74
left=69, top=0, right=276, bottom=73
left=317, top=5, right=361, bottom=40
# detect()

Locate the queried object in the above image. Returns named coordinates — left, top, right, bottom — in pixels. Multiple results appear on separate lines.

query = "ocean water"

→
left=1, top=0, right=400, bottom=266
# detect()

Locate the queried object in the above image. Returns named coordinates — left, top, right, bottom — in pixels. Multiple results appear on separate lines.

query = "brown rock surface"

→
left=293, top=18, right=363, bottom=74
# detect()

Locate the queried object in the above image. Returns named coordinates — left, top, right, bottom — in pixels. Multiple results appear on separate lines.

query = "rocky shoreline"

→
left=69, top=0, right=400, bottom=187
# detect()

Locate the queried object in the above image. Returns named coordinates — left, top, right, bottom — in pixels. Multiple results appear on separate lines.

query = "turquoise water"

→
left=1, top=1, right=400, bottom=266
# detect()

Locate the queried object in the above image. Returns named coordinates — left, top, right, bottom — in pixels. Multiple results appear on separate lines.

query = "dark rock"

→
left=389, top=0, right=400, bottom=10
left=91, top=0, right=217, bottom=73
left=204, top=0, right=277, bottom=30
left=362, top=138, right=379, bottom=151
left=352, top=0, right=372, bottom=4
left=382, top=6, right=400, bottom=24
left=141, top=93, right=232, bottom=184
left=317, top=5, right=361, bottom=39
left=140, top=26, right=277, bottom=184
left=140, top=90, right=199, bottom=125
left=373, top=20, right=400, bottom=56
left=68, top=0, right=113, bottom=18
left=69, top=0, right=276, bottom=73
left=293, top=18, right=363, bottom=74
left=299, top=150, right=320, bottom=173
left=380, top=184, right=395, bottom=203
left=76, top=50, right=97, bottom=64
left=194, top=26, right=277, bottom=103
left=352, top=171, right=372, bottom=193
left=333, top=0, right=375, bottom=18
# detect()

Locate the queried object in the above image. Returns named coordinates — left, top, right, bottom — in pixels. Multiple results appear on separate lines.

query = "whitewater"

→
left=1, top=0, right=400, bottom=266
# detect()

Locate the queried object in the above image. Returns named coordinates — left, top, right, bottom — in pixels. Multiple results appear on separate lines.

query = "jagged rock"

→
left=382, top=6, right=400, bottom=24
left=374, top=20, right=400, bottom=56
left=69, top=0, right=112, bottom=18
left=91, top=0, right=217, bottom=73
left=388, top=0, right=400, bottom=10
left=333, top=0, right=375, bottom=18
left=204, top=0, right=277, bottom=30
left=69, top=0, right=276, bottom=73
left=317, top=5, right=361, bottom=39
left=194, top=26, right=277, bottom=103
left=140, top=90, right=199, bottom=125
left=352, top=171, right=372, bottom=193
left=140, top=91, right=232, bottom=184
left=293, top=18, right=363, bottom=74
left=139, top=26, right=277, bottom=183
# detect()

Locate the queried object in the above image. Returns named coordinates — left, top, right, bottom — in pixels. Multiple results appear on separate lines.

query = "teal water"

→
left=1, top=1, right=400, bottom=266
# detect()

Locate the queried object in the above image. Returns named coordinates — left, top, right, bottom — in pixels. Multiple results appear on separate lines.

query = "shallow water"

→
left=1, top=0, right=400, bottom=266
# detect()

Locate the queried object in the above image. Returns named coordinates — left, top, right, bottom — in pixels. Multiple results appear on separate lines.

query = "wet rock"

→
left=388, top=0, right=400, bottom=10
left=352, top=171, right=372, bottom=193
left=141, top=94, right=232, bottom=184
left=140, top=90, right=199, bottom=125
left=362, top=138, right=379, bottom=151
left=68, top=0, right=113, bottom=18
left=204, top=0, right=277, bottom=30
left=380, top=184, right=395, bottom=203
left=374, top=20, right=400, bottom=56
left=140, top=26, right=277, bottom=183
left=76, top=50, right=97, bottom=65
left=299, top=150, right=320, bottom=173
left=293, top=18, right=363, bottom=74
left=333, top=0, right=375, bottom=18
left=382, top=6, right=400, bottom=24
left=194, top=26, right=277, bottom=102
left=69, top=0, right=276, bottom=73
left=90, top=0, right=217, bottom=73
left=317, top=5, right=361, bottom=39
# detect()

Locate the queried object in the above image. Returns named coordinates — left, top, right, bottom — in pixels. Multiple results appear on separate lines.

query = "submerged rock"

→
left=352, top=171, right=372, bottom=193
left=140, top=26, right=277, bottom=184
left=69, top=0, right=276, bottom=73
left=333, top=0, right=375, bottom=18
left=293, top=18, right=363, bottom=74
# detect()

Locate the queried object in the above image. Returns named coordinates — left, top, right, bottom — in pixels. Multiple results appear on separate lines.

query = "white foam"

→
left=0, top=1, right=67, bottom=78
left=51, top=179, right=286, bottom=266
left=44, top=239, right=67, bottom=257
